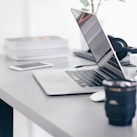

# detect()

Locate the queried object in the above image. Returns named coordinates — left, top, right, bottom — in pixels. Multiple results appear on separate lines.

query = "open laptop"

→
left=32, top=9, right=127, bottom=95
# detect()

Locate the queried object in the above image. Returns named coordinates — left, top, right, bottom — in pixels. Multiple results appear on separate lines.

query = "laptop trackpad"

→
left=33, top=69, right=93, bottom=95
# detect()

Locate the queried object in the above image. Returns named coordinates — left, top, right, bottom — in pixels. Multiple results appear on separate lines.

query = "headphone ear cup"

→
left=108, top=36, right=128, bottom=60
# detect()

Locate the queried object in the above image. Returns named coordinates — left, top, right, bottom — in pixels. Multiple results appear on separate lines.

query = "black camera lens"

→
left=103, top=80, right=136, bottom=126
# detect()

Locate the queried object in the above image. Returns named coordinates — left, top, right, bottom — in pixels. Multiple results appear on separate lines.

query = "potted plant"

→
left=80, top=0, right=125, bottom=15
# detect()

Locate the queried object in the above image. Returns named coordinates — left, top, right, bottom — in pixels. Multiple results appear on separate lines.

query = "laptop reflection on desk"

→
left=32, top=9, right=126, bottom=95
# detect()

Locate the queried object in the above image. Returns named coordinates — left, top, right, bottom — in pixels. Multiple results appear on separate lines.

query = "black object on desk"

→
left=73, top=50, right=95, bottom=62
left=103, top=80, right=136, bottom=126
left=73, top=50, right=136, bottom=67
left=74, top=35, right=137, bottom=62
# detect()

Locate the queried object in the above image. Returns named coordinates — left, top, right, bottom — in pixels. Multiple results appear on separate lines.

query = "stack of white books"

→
left=4, top=35, right=69, bottom=60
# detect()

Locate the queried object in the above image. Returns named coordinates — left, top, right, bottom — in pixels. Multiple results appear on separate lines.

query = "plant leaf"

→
left=80, top=0, right=90, bottom=7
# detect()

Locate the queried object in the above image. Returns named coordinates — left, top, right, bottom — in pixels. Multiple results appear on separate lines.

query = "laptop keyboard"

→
left=108, top=56, right=121, bottom=70
left=66, top=69, right=106, bottom=87
left=66, top=68, right=121, bottom=88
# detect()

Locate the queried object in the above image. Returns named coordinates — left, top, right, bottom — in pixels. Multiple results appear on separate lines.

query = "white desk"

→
left=0, top=54, right=137, bottom=137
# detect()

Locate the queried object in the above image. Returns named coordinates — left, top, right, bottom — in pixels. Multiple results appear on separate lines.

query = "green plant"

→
left=80, top=0, right=125, bottom=14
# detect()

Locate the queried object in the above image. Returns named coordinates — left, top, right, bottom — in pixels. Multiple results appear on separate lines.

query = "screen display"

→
left=15, top=62, right=46, bottom=68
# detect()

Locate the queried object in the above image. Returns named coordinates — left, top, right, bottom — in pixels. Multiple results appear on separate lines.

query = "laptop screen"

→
left=71, top=9, right=126, bottom=79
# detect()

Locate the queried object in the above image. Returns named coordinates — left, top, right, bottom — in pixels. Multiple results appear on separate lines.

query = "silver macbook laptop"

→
left=32, top=9, right=127, bottom=95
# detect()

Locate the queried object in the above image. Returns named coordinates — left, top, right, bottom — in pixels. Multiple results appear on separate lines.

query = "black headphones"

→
left=108, top=35, right=137, bottom=60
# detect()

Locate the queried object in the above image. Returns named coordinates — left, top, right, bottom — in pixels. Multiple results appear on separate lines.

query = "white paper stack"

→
left=4, top=35, right=69, bottom=60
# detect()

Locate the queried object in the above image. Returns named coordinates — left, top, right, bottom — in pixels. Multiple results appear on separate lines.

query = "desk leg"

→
left=0, top=99, right=13, bottom=137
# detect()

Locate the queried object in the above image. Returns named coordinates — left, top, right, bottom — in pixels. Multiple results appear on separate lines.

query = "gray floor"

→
left=14, top=110, right=53, bottom=137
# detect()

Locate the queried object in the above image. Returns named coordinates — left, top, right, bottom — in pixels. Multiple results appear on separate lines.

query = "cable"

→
left=75, top=63, right=96, bottom=68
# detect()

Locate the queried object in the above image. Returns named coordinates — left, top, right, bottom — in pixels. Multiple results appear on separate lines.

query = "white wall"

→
left=0, top=0, right=83, bottom=54
left=97, top=0, right=137, bottom=47
left=28, top=0, right=82, bottom=50
left=0, top=0, right=137, bottom=53
left=28, top=0, right=137, bottom=50
left=0, top=0, right=30, bottom=53
left=0, top=0, right=82, bottom=54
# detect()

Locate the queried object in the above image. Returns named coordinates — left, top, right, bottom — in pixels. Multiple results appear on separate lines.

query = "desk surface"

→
left=0, top=54, right=137, bottom=137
